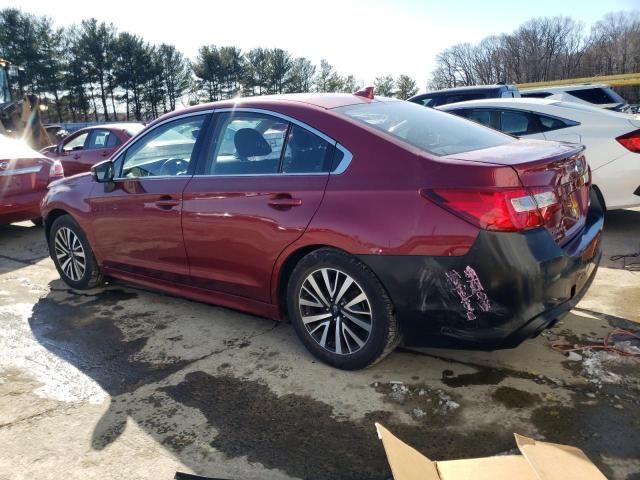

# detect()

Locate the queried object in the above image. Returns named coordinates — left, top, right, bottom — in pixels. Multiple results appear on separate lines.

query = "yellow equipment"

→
left=517, top=72, right=640, bottom=90
left=0, top=58, right=51, bottom=149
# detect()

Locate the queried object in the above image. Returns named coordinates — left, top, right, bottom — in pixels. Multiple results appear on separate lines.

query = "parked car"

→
left=520, top=84, right=629, bottom=112
left=408, top=84, right=520, bottom=108
left=41, top=92, right=603, bottom=369
left=41, top=123, right=144, bottom=176
left=439, top=98, right=640, bottom=210
left=0, top=135, right=63, bottom=225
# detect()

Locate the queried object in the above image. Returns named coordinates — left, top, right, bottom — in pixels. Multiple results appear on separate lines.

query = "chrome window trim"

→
left=109, top=107, right=354, bottom=181
left=112, top=110, right=213, bottom=180
left=0, top=165, right=42, bottom=176
left=333, top=144, right=352, bottom=174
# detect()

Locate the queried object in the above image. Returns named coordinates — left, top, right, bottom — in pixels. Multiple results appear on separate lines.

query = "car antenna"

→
left=354, top=86, right=375, bottom=99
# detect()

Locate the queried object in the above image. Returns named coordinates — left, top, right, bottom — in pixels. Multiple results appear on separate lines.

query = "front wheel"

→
left=287, top=248, right=400, bottom=370
left=49, top=215, right=104, bottom=289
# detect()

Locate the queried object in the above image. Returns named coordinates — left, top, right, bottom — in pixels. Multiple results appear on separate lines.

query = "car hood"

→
left=47, top=171, right=92, bottom=190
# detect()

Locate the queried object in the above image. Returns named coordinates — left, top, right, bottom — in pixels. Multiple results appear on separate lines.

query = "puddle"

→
left=441, top=367, right=507, bottom=387
left=492, top=386, right=539, bottom=409
left=164, top=372, right=514, bottom=480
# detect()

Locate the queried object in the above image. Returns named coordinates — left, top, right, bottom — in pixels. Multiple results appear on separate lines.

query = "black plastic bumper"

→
left=358, top=191, right=604, bottom=350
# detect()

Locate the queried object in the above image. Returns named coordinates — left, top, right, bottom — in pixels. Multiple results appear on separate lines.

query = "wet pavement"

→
left=0, top=210, right=639, bottom=480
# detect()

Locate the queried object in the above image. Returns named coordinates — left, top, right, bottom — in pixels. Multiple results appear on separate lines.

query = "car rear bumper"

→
left=358, top=190, right=604, bottom=349
left=0, top=191, right=46, bottom=224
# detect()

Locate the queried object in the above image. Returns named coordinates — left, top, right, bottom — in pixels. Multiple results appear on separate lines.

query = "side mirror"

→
left=92, top=161, right=115, bottom=183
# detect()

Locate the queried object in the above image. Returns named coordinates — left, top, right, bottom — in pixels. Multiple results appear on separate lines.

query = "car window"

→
left=466, top=109, right=500, bottom=130
left=207, top=113, right=288, bottom=175
left=336, top=101, right=513, bottom=156
left=521, top=92, right=552, bottom=99
left=119, top=115, right=206, bottom=178
left=414, top=95, right=437, bottom=107
left=500, top=110, right=533, bottom=136
left=105, top=132, right=120, bottom=148
left=568, top=87, right=624, bottom=105
left=445, top=93, right=488, bottom=104
left=64, top=132, right=89, bottom=151
left=87, top=130, right=117, bottom=150
left=536, top=114, right=572, bottom=132
left=281, top=125, right=334, bottom=173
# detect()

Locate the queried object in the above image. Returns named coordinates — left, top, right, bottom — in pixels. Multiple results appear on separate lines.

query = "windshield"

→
left=335, top=100, right=513, bottom=156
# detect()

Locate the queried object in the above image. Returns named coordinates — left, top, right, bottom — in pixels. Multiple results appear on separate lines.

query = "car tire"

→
left=287, top=248, right=400, bottom=370
left=49, top=215, right=104, bottom=290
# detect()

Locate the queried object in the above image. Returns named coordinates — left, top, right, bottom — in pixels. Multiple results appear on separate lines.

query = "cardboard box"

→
left=375, top=423, right=607, bottom=480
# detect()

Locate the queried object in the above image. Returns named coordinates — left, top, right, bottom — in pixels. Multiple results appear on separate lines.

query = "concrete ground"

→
left=0, top=210, right=638, bottom=480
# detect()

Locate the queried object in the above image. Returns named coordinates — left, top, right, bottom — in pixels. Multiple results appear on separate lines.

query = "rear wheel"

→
left=49, top=215, right=104, bottom=289
left=287, top=248, right=400, bottom=369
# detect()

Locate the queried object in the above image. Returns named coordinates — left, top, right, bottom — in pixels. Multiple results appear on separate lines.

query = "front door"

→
left=89, top=113, right=209, bottom=280
left=182, top=110, right=335, bottom=302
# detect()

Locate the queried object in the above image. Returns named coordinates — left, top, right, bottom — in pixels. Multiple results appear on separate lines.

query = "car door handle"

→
left=72, top=154, right=80, bottom=160
left=155, top=197, right=180, bottom=209
left=101, top=151, right=109, bottom=157
left=268, top=195, right=302, bottom=209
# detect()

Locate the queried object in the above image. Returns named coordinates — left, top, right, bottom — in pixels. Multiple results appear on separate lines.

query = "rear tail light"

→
left=616, top=129, right=640, bottom=153
left=422, top=187, right=560, bottom=232
left=48, top=159, right=64, bottom=180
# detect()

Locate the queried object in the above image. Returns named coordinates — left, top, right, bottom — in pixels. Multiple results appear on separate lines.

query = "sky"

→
left=3, top=0, right=639, bottom=91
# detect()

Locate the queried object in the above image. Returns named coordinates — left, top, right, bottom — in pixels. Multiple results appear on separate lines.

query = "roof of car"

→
left=410, top=85, right=515, bottom=98
left=77, top=122, right=145, bottom=132
left=183, top=93, right=395, bottom=112
left=437, top=97, right=638, bottom=120
left=438, top=97, right=560, bottom=109
left=150, top=93, right=400, bottom=128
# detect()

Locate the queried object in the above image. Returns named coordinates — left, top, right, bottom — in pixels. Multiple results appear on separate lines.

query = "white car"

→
left=520, top=84, right=630, bottom=112
left=439, top=98, right=640, bottom=210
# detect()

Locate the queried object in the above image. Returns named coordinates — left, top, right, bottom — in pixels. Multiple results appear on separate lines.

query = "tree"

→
left=340, top=74, right=357, bottom=93
left=157, top=44, right=192, bottom=111
left=287, top=57, right=315, bottom=93
left=193, top=45, right=222, bottom=101
left=38, top=22, right=65, bottom=121
left=78, top=18, right=116, bottom=121
left=374, top=74, right=395, bottom=96
left=266, top=48, right=292, bottom=94
left=113, top=32, right=152, bottom=120
left=219, top=45, right=242, bottom=97
left=242, top=48, right=268, bottom=95
left=314, top=59, right=343, bottom=92
left=395, top=74, right=418, bottom=99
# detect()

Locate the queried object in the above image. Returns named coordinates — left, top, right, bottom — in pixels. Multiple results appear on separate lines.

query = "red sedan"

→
left=0, top=135, right=63, bottom=225
left=42, top=123, right=144, bottom=176
left=41, top=92, right=603, bottom=369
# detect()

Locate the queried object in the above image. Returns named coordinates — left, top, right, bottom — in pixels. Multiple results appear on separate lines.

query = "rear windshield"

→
left=568, top=87, right=625, bottom=105
left=335, top=100, right=513, bottom=156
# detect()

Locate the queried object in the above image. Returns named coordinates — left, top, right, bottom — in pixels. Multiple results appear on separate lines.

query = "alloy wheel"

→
left=298, top=268, right=372, bottom=355
left=54, top=227, right=86, bottom=282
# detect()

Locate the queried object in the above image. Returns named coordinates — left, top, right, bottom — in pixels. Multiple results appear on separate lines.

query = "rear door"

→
left=89, top=113, right=209, bottom=280
left=182, top=109, right=335, bottom=302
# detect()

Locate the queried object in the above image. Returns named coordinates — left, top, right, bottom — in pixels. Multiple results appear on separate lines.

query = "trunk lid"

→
left=0, top=136, right=52, bottom=198
left=445, top=139, right=590, bottom=245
